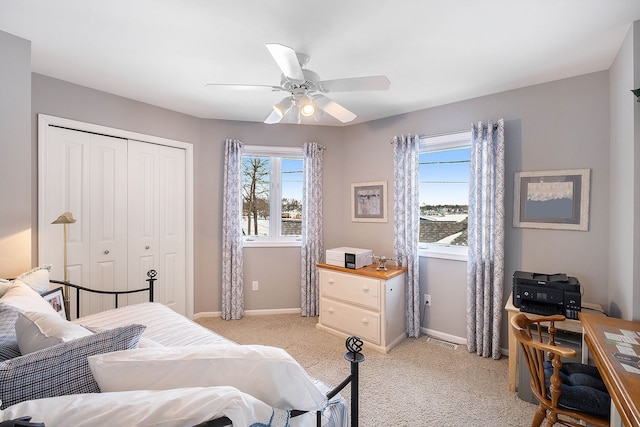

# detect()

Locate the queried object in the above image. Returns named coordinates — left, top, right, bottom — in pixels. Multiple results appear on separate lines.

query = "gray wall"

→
left=608, top=23, right=636, bottom=320
left=30, top=74, right=344, bottom=314
left=338, top=71, right=611, bottom=341
left=608, top=21, right=640, bottom=321
left=0, top=31, right=31, bottom=277
left=2, top=25, right=638, bottom=350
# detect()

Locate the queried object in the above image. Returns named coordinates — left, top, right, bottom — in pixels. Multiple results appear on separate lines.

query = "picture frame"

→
left=42, top=287, right=67, bottom=320
left=514, top=169, right=590, bottom=231
left=351, top=181, right=387, bottom=222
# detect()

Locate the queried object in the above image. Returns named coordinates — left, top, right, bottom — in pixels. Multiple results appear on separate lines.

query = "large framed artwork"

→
left=351, top=181, right=387, bottom=222
left=513, top=169, right=590, bottom=231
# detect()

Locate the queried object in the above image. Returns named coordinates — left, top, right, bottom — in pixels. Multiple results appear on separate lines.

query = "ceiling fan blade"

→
left=264, top=109, right=283, bottom=124
left=313, top=94, right=357, bottom=123
left=265, top=43, right=305, bottom=82
left=205, top=83, right=282, bottom=92
left=318, top=76, right=390, bottom=93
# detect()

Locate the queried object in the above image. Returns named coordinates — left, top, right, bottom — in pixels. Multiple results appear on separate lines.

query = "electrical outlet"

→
left=252, top=281, right=259, bottom=291
left=424, top=294, right=431, bottom=306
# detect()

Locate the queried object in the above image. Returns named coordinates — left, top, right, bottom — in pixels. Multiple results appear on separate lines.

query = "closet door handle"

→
left=145, top=245, right=150, bottom=250
left=103, top=250, right=109, bottom=255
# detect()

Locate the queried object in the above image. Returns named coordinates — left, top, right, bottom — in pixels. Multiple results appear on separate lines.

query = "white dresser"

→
left=316, top=263, right=407, bottom=353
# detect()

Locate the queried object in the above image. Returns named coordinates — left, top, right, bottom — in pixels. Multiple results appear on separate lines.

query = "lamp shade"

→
left=300, top=95, right=315, bottom=117
left=273, top=97, right=293, bottom=117
left=51, top=212, right=76, bottom=224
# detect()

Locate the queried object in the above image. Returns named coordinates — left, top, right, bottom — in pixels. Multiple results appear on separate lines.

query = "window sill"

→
left=243, top=240, right=302, bottom=248
left=419, top=247, right=467, bottom=262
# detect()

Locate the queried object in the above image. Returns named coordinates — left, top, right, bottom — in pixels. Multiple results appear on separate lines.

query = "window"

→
left=241, top=145, right=303, bottom=246
left=418, top=131, right=471, bottom=259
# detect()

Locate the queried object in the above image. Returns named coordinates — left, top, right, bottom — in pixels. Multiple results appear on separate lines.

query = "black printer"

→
left=512, top=271, right=582, bottom=320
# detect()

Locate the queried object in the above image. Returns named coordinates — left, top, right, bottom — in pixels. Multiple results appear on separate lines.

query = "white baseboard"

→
left=193, top=308, right=301, bottom=320
left=420, top=327, right=467, bottom=345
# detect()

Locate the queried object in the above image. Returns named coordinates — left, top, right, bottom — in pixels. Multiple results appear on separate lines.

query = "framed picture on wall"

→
left=42, top=287, right=67, bottom=320
left=351, top=181, right=387, bottom=222
left=513, top=169, right=590, bottom=231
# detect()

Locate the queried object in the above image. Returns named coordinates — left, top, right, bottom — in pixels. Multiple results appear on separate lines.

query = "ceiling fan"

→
left=206, top=43, right=390, bottom=124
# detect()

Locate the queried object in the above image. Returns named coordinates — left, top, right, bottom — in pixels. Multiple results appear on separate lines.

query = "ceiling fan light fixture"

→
left=273, top=97, right=293, bottom=117
left=300, top=101, right=315, bottom=117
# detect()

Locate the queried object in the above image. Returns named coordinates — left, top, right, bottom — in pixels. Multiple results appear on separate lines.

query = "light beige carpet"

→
left=195, top=314, right=537, bottom=426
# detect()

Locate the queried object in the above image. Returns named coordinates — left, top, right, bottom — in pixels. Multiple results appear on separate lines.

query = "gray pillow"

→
left=0, top=303, right=22, bottom=361
left=0, top=323, right=146, bottom=409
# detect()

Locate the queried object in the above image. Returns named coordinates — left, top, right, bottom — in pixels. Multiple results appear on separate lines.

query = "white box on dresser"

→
left=316, top=263, right=407, bottom=353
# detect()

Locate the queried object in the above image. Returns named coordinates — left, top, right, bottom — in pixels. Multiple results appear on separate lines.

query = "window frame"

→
left=418, top=131, right=471, bottom=261
left=241, top=145, right=303, bottom=248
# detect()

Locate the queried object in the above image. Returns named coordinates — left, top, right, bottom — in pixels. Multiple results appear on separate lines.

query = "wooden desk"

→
left=505, top=293, right=603, bottom=392
left=580, top=312, right=640, bottom=427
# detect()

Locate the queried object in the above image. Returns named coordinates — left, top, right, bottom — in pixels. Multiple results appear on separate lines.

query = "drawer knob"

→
left=328, top=308, right=335, bottom=314
left=362, top=318, right=369, bottom=325
left=328, top=279, right=335, bottom=284
left=362, top=286, right=370, bottom=292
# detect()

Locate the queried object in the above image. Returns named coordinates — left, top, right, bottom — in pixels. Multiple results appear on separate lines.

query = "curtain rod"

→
left=389, top=124, right=499, bottom=144
left=389, top=129, right=469, bottom=144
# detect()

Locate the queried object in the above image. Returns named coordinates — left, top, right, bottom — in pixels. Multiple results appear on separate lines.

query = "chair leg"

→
left=532, top=405, right=546, bottom=427
left=545, top=411, right=558, bottom=427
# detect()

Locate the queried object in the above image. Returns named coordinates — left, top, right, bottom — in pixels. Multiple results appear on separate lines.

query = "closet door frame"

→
left=37, top=114, right=194, bottom=318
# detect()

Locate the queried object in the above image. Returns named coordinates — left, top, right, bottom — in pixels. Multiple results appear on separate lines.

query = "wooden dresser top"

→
left=317, top=263, right=407, bottom=280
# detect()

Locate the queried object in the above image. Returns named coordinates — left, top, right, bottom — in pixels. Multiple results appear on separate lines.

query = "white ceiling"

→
left=1, top=1, right=639, bottom=126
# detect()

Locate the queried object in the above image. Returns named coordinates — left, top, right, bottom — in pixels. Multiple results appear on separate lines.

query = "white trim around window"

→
left=419, top=130, right=471, bottom=262
left=242, top=145, right=303, bottom=246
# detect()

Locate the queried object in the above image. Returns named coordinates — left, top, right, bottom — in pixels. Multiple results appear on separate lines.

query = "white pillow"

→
left=88, top=345, right=327, bottom=411
left=0, top=386, right=286, bottom=427
left=0, top=280, right=10, bottom=297
left=15, top=311, right=93, bottom=354
left=0, top=280, right=58, bottom=315
left=15, top=265, right=52, bottom=295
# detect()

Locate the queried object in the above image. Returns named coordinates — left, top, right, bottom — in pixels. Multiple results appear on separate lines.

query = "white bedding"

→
left=67, top=302, right=348, bottom=427
left=72, top=302, right=231, bottom=347
left=0, top=386, right=291, bottom=427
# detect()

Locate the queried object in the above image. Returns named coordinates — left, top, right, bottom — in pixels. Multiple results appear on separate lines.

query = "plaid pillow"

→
left=0, top=323, right=145, bottom=409
left=0, top=303, right=22, bottom=361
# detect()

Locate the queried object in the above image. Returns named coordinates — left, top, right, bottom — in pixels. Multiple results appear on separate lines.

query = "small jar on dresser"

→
left=316, top=263, right=407, bottom=353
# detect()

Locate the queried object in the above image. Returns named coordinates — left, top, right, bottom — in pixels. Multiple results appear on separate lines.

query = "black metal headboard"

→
left=50, top=269, right=156, bottom=319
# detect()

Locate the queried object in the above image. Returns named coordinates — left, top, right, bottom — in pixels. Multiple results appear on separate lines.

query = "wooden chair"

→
left=510, top=312, right=610, bottom=427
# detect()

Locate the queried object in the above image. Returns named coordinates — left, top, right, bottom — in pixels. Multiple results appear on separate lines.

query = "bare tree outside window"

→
left=242, top=157, right=270, bottom=235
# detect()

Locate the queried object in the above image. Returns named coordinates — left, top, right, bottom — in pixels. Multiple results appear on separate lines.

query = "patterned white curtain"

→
left=392, top=134, right=421, bottom=338
left=300, top=142, right=324, bottom=317
left=466, top=119, right=505, bottom=359
left=221, top=139, right=244, bottom=320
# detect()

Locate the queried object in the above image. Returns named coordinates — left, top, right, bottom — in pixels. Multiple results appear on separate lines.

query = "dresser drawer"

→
left=320, top=297, right=380, bottom=344
left=320, top=269, right=380, bottom=310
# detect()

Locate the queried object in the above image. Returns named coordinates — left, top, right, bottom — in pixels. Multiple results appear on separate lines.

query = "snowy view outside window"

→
left=242, top=155, right=303, bottom=238
left=419, top=145, right=470, bottom=247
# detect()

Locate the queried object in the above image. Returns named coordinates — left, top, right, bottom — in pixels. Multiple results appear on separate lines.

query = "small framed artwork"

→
left=351, top=181, right=387, bottom=222
left=42, top=287, right=67, bottom=320
left=514, top=169, right=590, bottom=231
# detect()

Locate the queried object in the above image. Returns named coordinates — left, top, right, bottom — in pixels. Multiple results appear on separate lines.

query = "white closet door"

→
left=41, top=127, right=128, bottom=318
left=89, top=136, right=129, bottom=315
left=128, top=140, right=186, bottom=314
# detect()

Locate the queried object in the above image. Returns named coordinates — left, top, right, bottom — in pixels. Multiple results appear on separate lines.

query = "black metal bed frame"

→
left=47, top=270, right=364, bottom=427
left=49, top=270, right=157, bottom=319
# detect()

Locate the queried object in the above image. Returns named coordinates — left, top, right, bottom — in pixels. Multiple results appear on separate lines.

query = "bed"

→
left=0, top=267, right=364, bottom=427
